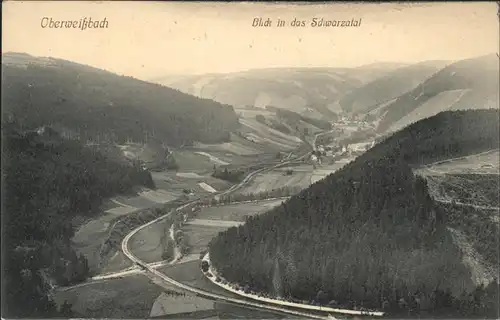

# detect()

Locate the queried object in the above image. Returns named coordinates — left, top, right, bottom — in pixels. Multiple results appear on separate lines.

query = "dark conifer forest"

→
left=2, top=123, right=155, bottom=317
left=2, top=53, right=239, bottom=147
left=209, top=109, right=499, bottom=318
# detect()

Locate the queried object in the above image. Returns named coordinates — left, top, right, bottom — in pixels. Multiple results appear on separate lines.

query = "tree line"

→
left=2, top=123, right=157, bottom=318
left=212, top=167, right=246, bottom=183
left=209, top=109, right=499, bottom=318
left=202, top=186, right=303, bottom=206
left=3, top=55, right=239, bottom=147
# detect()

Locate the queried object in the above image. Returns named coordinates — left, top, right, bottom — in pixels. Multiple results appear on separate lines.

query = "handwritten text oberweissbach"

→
left=41, top=17, right=109, bottom=30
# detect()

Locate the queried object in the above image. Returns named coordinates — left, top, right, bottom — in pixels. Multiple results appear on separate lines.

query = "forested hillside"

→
left=368, top=109, right=499, bottom=166
left=210, top=109, right=499, bottom=318
left=266, top=106, right=333, bottom=131
left=2, top=52, right=239, bottom=146
left=2, top=123, right=155, bottom=317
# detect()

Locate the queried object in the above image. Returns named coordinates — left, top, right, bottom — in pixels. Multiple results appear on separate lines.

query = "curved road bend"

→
left=122, top=145, right=497, bottom=318
left=122, top=151, right=335, bottom=320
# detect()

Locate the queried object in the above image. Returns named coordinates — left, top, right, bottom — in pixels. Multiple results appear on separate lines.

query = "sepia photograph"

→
left=1, top=1, right=499, bottom=319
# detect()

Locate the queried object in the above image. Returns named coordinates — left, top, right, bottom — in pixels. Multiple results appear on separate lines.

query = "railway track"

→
left=121, top=130, right=382, bottom=318
left=121, top=149, right=334, bottom=319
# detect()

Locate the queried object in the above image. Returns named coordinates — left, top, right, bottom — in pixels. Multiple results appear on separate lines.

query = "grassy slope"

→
left=53, top=275, right=164, bottom=318
left=377, top=54, right=499, bottom=133
left=339, top=61, right=447, bottom=114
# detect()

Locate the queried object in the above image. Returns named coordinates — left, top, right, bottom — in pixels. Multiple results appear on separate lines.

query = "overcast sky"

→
left=3, top=2, right=498, bottom=80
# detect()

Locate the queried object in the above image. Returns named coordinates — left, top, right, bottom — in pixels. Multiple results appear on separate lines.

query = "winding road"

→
left=121, top=149, right=338, bottom=320
left=70, top=130, right=364, bottom=318
left=120, top=143, right=499, bottom=319
left=119, top=129, right=382, bottom=319
left=76, top=131, right=497, bottom=318
left=416, top=148, right=500, bottom=214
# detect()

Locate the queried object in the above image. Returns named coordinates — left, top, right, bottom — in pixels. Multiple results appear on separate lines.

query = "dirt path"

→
left=436, top=199, right=499, bottom=211
left=423, top=173, right=499, bottom=225
left=111, top=199, right=137, bottom=209
left=417, top=149, right=500, bottom=176
left=186, top=219, right=244, bottom=228
left=194, top=151, right=229, bottom=165
left=417, top=149, right=499, bottom=224
left=58, top=254, right=199, bottom=291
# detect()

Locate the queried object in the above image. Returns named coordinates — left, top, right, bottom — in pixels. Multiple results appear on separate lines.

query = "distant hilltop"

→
left=2, top=52, right=56, bottom=67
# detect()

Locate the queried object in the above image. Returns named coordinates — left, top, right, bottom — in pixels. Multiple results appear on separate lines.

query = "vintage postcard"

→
left=2, top=1, right=499, bottom=319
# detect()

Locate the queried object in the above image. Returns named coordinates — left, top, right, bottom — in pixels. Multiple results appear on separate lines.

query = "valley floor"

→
left=60, top=120, right=319, bottom=318
left=61, top=136, right=499, bottom=319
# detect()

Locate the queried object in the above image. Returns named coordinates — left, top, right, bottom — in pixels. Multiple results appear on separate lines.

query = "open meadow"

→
left=417, top=150, right=500, bottom=176
left=194, top=200, right=283, bottom=221
left=237, top=162, right=346, bottom=194
left=53, top=275, right=165, bottom=318
left=128, top=217, right=170, bottom=264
